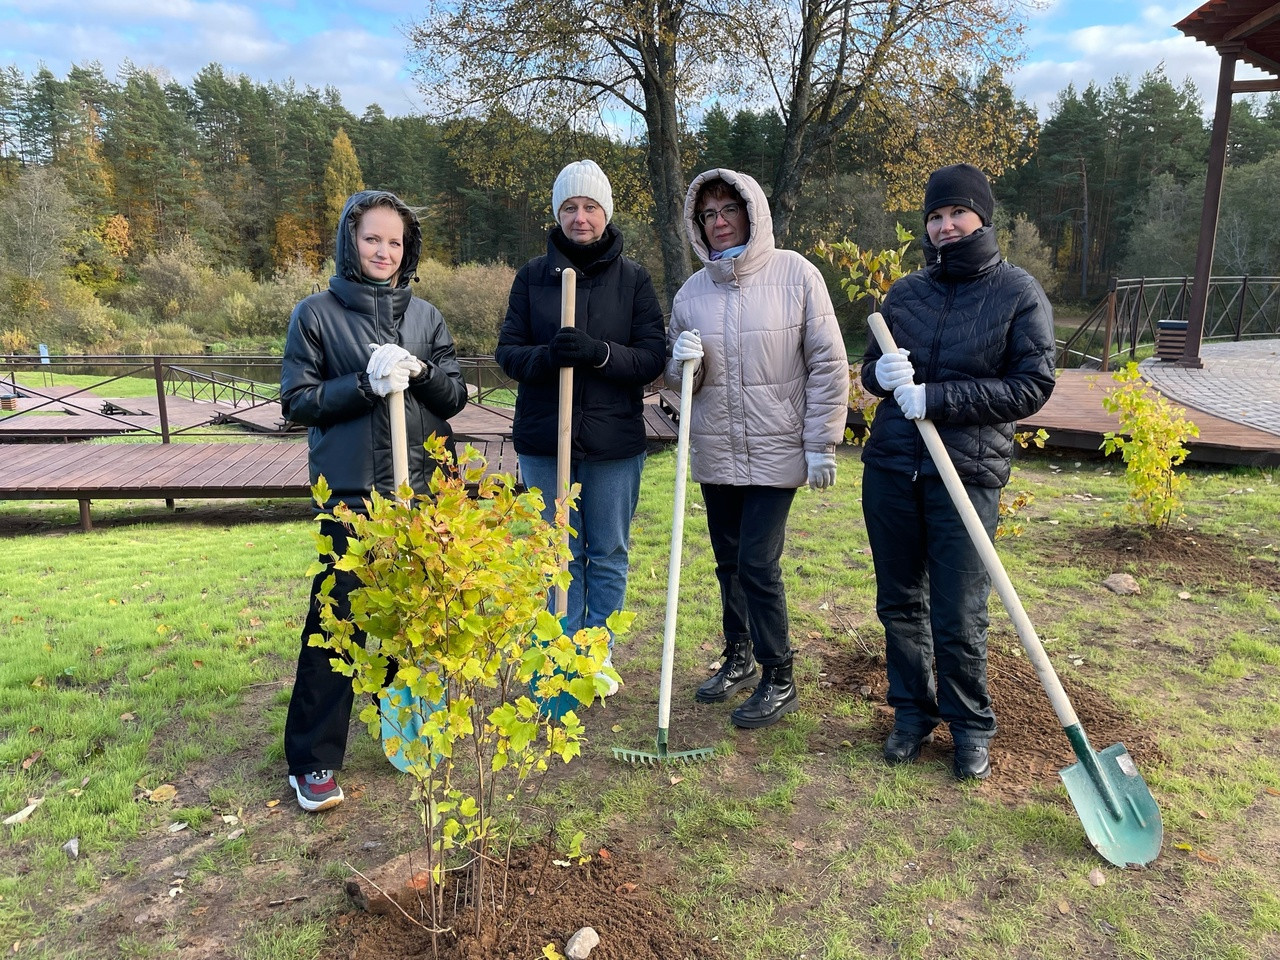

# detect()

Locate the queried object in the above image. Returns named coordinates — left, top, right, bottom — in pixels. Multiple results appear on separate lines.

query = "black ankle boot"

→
left=730, top=659, right=798, bottom=729
left=696, top=636, right=757, bottom=703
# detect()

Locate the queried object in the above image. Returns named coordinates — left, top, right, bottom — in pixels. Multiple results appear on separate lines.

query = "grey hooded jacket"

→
left=665, top=169, right=850, bottom=487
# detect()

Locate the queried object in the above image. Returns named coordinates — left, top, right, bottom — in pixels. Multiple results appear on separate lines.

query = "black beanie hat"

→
left=923, top=163, right=994, bottom=226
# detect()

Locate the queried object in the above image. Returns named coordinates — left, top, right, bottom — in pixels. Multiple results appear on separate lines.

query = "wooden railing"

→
left=1057, top=276, right=1280, bottom=369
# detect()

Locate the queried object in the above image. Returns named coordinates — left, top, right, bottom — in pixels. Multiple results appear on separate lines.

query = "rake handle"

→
left=657, top=355, right=698, bottom=735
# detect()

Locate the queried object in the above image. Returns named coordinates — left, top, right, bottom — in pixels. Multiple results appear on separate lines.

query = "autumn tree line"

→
left=3, top=30, right=1280, bottom=357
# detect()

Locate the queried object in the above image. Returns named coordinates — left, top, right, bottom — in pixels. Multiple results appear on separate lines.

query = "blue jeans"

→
left=700, top=484, right=797, bottom=666
left=519, top=453, right=645, bottom=637
left=862, top=464, right=999, bottom=746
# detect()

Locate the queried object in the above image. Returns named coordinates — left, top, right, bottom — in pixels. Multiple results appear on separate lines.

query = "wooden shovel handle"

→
left=554, top=269, right=576, bottom=618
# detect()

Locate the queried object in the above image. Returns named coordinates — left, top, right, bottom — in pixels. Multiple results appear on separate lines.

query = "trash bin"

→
left=1155, top=319, right=1187, bottom=361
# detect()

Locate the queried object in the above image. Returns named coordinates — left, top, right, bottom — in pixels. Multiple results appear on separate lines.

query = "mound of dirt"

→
left=817, top=643, right=1164, bottom=804
left=340, top=840, right=721, bottom=960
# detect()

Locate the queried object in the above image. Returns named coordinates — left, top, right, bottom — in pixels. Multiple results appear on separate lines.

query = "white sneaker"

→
left=595, top=653, right=620, bottom=698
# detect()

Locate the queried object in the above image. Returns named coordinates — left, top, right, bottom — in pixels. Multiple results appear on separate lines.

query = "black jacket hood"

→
left=334, top=190, right=423, bottom=288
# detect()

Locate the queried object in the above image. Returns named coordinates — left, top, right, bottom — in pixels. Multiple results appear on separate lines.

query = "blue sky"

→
left=0, top=1, right=1269, bottom=121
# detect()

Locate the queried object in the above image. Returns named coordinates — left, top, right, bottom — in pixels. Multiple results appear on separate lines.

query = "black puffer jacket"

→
left=496, top=224, right=665, bottom=460
left=281, top=190, right=469, bottom=510
left=861, top=226, right=1055, bottom=488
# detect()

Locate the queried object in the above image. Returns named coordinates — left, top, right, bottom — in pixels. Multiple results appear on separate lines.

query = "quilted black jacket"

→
left=860, top=226, right=1056, bottom=488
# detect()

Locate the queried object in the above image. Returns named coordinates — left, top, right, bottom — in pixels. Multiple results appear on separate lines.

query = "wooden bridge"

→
left=4, top=351, right=1278, bottom=530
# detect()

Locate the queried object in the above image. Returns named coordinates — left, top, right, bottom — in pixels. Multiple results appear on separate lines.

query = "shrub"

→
left=310, top=437, right=623, bottom=945
left=415, top=258, right=515, bottom=355
left=1100, top=362, right=1199, bottom=529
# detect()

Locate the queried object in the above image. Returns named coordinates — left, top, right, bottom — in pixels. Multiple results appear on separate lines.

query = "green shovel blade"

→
left=1059, top=739, right=1162, bottom=868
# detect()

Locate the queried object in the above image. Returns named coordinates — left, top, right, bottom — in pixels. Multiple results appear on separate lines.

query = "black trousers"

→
left=700, top=484, right=797, bottom=666
left=284, top=518, right=362, bottom=776
left=861, top=464, right=999, bottom=746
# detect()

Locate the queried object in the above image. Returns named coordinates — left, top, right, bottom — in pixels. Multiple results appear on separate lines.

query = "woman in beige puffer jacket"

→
left=665, top=168, right=849, bottom=729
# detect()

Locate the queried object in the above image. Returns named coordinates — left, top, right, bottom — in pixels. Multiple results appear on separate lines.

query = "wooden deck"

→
left=8, top=369, right=1276, bottom=532
left=0, top=438, right=521, bottom=530
left=1020, top=369, right=1280, bottom=467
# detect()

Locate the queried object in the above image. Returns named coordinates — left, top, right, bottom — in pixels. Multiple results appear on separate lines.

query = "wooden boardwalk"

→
left=6, top=369, right=1277, bottom=531
left=1020, top=369, right=1280, bottom=467
left=0, top=438, right=521, bottom=530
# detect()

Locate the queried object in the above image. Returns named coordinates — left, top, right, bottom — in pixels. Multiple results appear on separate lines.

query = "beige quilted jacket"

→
left=666, top=169, right=850, bottom=487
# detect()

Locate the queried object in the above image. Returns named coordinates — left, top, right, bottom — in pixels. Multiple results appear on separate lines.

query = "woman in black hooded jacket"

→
left=861, top=164, right=1055, bottom=781
left=279, top=190, right=468, bottom=811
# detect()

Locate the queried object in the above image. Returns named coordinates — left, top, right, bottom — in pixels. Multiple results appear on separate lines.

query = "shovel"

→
left=866, top=312, right=1162, bottom=868
left=533, top=268, right=580, bottom=721
left=379, top=384, right=439, bottom=772
left=612, top=352, right=716, bottom=765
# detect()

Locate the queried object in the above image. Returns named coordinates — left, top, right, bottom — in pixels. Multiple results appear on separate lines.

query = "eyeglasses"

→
left=695, top=203, right=743, bottom=227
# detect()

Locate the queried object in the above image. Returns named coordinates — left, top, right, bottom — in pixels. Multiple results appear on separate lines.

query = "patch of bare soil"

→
left=816, top=642, right=1165, bottom=804
left=1035, top=523, right=1280, bottom=592
left=341, top=841, right=720, bottom=960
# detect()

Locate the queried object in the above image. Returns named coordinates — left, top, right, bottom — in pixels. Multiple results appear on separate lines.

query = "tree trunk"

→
left=639, top=0, right=691, bottom=310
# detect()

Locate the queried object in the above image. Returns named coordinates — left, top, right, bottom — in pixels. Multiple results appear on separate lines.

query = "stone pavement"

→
left=1140, top=339, right=1280, bottom=438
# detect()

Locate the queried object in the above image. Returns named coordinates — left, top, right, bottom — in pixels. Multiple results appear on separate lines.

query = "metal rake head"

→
left=610, top=744, right=717, bottom=766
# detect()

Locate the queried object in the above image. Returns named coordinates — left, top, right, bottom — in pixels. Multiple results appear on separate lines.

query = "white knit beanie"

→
left=552, top=159, right=613, bottom=223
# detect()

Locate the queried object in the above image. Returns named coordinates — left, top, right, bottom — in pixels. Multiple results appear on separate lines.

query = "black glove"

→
left=549, top=326, right=608, bottom=368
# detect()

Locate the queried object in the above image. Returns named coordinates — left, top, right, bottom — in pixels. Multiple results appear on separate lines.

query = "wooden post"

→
left=1182, top=46, right=1240, bottom=369
left=1101, top=278, right=1117, bottom=372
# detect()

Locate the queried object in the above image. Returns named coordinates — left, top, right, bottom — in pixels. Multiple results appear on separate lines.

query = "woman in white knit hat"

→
left=496, top=160, right=665, bottom=693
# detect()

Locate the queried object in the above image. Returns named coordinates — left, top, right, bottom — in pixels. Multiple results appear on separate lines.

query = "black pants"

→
left=861, top=464, right=999, bottom=746
left=700, top=484, right=797, bottom=666
left=284, top=518, right=361, bottom=776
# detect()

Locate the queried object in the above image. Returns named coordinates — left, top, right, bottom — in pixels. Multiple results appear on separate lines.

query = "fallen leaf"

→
left=615, top=882, right=638, bottom=894
left=1087, top=868, right=1106, bottom=887
left=1265, top=787, right=1280, bottom=797
left=1195, top=850, right=1219, bottom=864
left=1057, top=900, right=1070, bottom=915
left=249, top=617, right=263, bottom=627
left=1177, top=591, right=1192, bottom=600
left=266, top=799, right=280, bottom=808
left=221, top=814, right=239, bottom=824
left=168, top=821, right=188, bottom=833
left=20, top=750, right=42, bottom=771
left=597, top=848, right=611, bottom=860
left=156, top=624, right=168, bottom=635
left=3, top=799, right=43, bottom=826
left=226, top=829, right=245, bottom=841
left=191, top=660, right=204, bottom=669
left=119, top=713, right=136, bottom=722
left=1194, top=809, right=1210, bottom=820
left=347, top=784, right=366, bottom=800
left=1174, top=842, right=1193, bottom=852
left=149, top=784, right=178, bottom=804
left=792, top=840, right=808, bottom=851
left=669, top=775, right=684, bottom=786
left=611, top=724, right=623, bottom=733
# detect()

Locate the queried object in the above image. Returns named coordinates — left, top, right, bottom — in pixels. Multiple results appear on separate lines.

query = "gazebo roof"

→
left=1175, top=1, right=1280, bottom=77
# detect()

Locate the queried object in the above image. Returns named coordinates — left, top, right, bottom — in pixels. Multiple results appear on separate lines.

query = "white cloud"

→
left=1010, top=2, right=1272, bottom=119
left=0, top=0, right=420, bottom=115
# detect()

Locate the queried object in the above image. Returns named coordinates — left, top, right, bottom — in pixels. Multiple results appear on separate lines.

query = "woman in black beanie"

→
left=859, top=163, right=1056, bottom=780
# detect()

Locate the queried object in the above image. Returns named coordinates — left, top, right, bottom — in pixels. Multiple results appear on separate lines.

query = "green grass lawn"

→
left=1, top=450, right=1278, bottom=959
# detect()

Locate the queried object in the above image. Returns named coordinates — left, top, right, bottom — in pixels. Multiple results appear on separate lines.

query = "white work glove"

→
left=672, top=329, right=704, bottom=363
left=368, top=364, right=413, bottom=398
left=895, top=383, right=927, bottom=420
left=367, top=342, right=423, bottom=380
left=805, top=451, right=837, bottom=490
left=875, top=349, right=915, bottom=391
